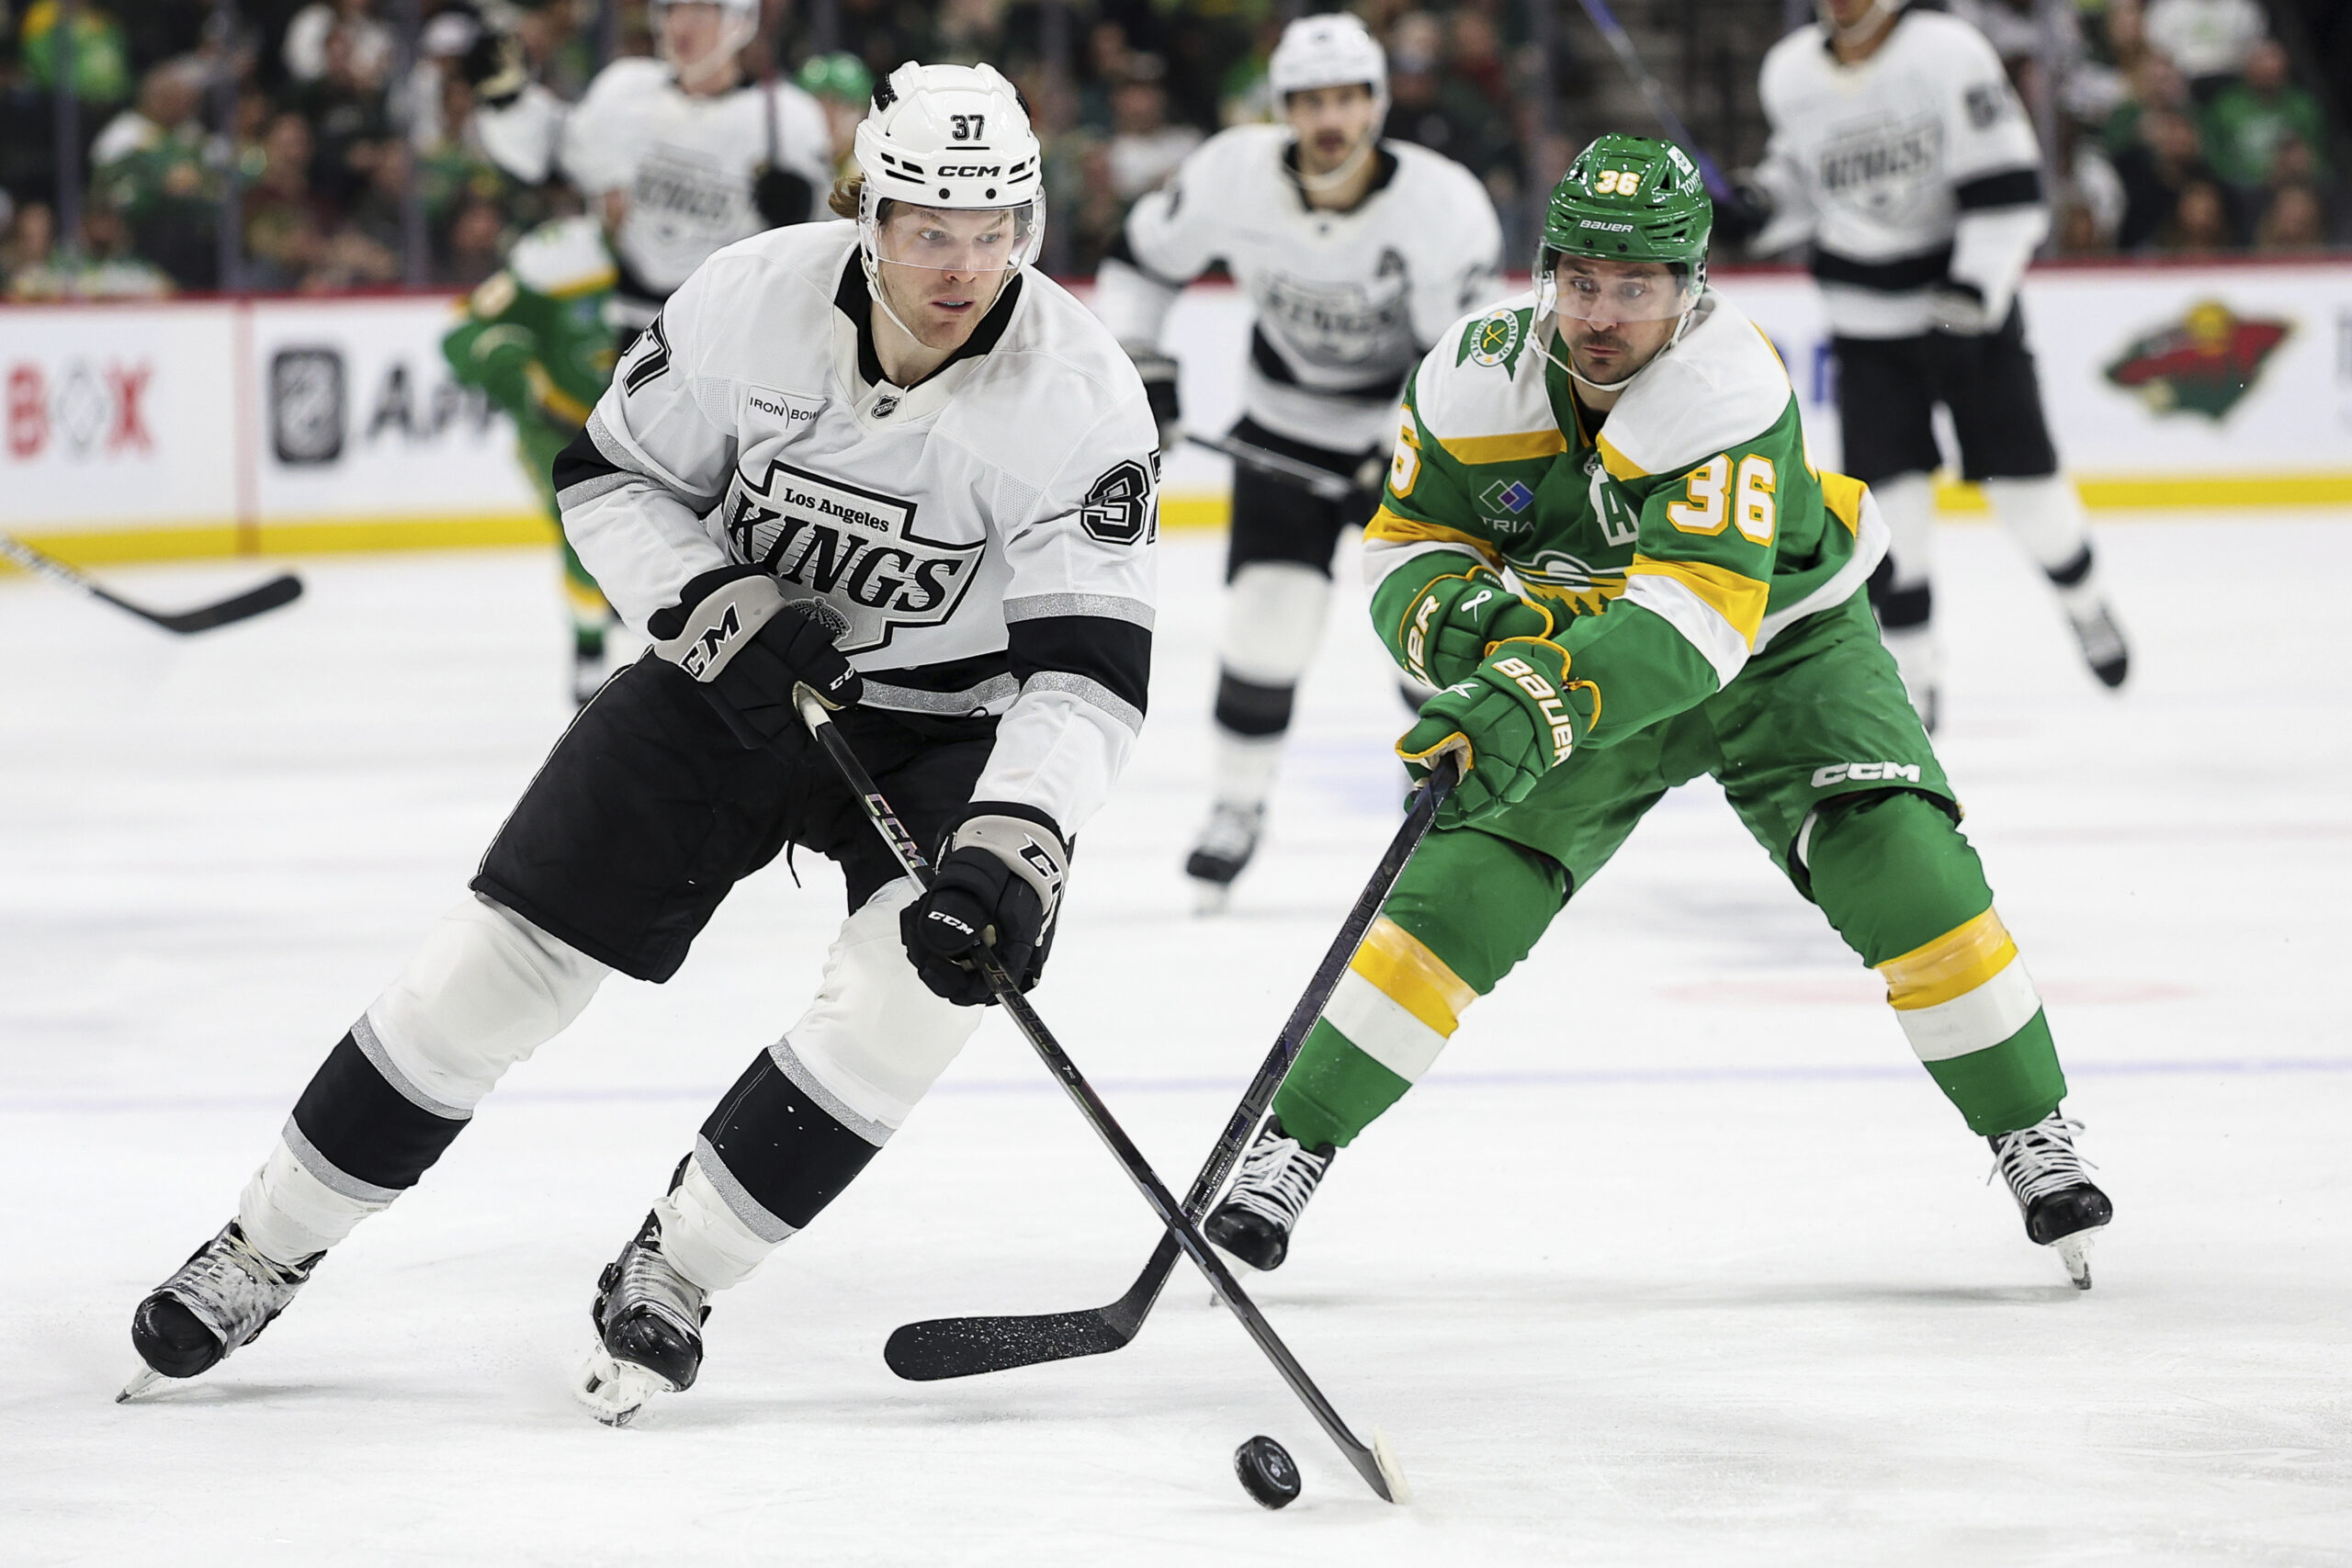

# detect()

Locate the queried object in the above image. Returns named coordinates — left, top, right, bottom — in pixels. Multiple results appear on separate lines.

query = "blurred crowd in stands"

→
left=0, top=0, right=2342, bottom=302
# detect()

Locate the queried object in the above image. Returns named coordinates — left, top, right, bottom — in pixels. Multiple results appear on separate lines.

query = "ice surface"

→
left=5, top=517, right=2349, bottom=1565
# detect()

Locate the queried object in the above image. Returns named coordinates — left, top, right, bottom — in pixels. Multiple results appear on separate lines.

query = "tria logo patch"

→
left=1481, top=479, right=1536, bottom=514
left=721, top=458, right=984, bottom=653
left=2103, top=299, right=2290, bottom=422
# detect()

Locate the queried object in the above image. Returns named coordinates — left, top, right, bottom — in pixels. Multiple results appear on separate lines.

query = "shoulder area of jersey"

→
left=693, top=217, right=861, bottom=287
left=582, top=53, right=673, bottom=100
left=507, top=214, right=616, bottom=297
left=1408, top=290, right=1554, bottom=446
left=1180, top=122, right=1293, bottom=181
left=973, top=270, right=1156, bottom=412
left=1597, top=290, right=1796, bottom=481
left=1383, top=136, right=1490, bottom=197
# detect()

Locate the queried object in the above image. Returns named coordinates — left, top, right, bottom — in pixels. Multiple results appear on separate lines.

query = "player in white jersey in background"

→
left=124, top=63, right=1161, bottom=1428
left=1092, top=12, right=1502, bottom=907
left=1735, top=0, right=2129, bottom=728
left=468, top=0, right=834, bottom=350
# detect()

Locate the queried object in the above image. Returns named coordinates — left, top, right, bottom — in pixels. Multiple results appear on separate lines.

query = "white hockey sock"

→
left=1981, top=475, right=2103, bottom=615
left=1210, top=729, right=1284, bottom=812
left=1870, top=472, right=1939, bottom=714
left=654, top=1155, right=776, bottom=1294
left=239, top=1136, right=388, bottom=1263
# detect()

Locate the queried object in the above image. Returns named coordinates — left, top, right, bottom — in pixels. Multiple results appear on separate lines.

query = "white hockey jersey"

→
left=1754, top=10, right=2050, bottom=339
left=477, top=59, right=832, bottom=309
left=556, top=222, right=1161, bottom=834
left=1093, top=125, right=1504, bottom=453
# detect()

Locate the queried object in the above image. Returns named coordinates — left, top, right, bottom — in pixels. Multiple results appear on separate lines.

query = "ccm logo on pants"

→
left=1813, top=761, right=1923, bottom=788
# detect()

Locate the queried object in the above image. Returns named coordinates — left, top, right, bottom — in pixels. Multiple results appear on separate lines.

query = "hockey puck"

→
left=1234, top=1435, right=1301, bottom=1509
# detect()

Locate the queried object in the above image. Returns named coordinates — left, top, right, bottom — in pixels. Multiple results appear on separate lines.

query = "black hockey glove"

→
left=1127, top=346, right=1181, bottom=453
left=649, top=566, right=861, bottom=749
left=458, top=28, right=528, bottom=108
left=752, top=164, right=815, bottom=229
left=1710, top=176, right=1775, bottom=249
left=901, top=804, right=1069, bottom=1007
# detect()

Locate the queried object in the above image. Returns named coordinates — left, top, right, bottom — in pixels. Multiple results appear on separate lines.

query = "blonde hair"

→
left=828, top=173, right=864, bottom=220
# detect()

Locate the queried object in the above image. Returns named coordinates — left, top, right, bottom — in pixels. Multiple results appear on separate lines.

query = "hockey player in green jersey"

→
left=1205, top=135, right=2114, bottom=1288
left=442, top=214, right=621, bottom=704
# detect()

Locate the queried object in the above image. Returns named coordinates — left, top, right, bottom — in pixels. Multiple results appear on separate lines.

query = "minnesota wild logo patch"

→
left=2103, top=299, right=2290, bottom=422
left=1459, top=307, right=1529, bottom=375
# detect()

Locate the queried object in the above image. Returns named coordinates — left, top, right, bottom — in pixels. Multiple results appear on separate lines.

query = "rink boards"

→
left=3, top=259, right=2349, bottom=566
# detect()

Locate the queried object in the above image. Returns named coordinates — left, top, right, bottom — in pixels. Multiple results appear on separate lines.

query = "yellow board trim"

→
left=1818, top=469, right=1867, bottom=536
left=1879, top=908, right=2019, bottom=1012
left=0, top=513, right=553, bottom=572
left=1624, top=554, right=1770, bottom=644
left=1439, top=428, right=1569, bottom=467
left=1348, top=916, right=1479, bottom=1038
left=1933, top=472, right=2352, bottom=511
left=1595, top=434, right=1645, bottom=481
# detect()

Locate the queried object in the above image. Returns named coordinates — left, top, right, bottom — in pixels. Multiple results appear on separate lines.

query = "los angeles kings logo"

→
left=721, top=457, right=984, bottom=653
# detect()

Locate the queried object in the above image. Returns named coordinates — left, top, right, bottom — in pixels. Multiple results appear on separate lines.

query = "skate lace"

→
left=613, top=1234, right=707, bottom=1336
left=164, top=1225, right=314, bottom=1351
left=1196, top=805, right=1262, bottom=861
left=1224, top=1129, right=1329, bottom=1229
left=1988, top=1114, right=2098, bottom=1207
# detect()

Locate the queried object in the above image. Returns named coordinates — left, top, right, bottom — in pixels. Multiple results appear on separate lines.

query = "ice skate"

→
left=576, top=1211, right=709, bottom=1427
left=1185, top=803, right=1264, bottom=914
left=2064, top=601, right=2130, bottom=690
left=1988, top=1111, right=2111, bottom=1289
left=1205, top=1116, right=1334, bottom=1271
left=122, top=1221, right=322, bottom=1400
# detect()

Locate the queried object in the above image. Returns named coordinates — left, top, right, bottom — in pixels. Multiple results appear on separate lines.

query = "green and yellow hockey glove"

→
left=1392, top=567, right=1554, bottom=689
left=1397, top=637, right=1598, bottom=824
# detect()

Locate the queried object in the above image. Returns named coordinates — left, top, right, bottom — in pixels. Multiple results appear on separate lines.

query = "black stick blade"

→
left=884, top=1300, right=1143, bottom=1382
left=134, top=572, right=305, bottom=634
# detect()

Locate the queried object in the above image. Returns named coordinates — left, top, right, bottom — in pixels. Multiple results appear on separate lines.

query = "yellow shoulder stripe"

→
left=1366, top=506, right=1504, bottom=568
left=1878, top=907, right=2018, bottom=1011
left=545, top=266, right=619, bottom=300
left=1596, top=434, right=1645, bottom=481
left=1625, top=554, right=1769, bottom=644
left=1350, top=916, right=1479, bottom=1037
left=1818, top=470, right=1867, bottom=536
left=1438, top=428, right=1568, bottom=467
left=525, top=364, right=594, bottom=427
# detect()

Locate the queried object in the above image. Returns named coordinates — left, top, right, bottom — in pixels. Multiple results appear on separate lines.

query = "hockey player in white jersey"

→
left=1092, top=12, right=1502, bottom=907
left=469, top=0, right=834, bottom=346
left=1738, top=0, right=2129, bottom=728
left=124, top=64, right=1160, bottom=1426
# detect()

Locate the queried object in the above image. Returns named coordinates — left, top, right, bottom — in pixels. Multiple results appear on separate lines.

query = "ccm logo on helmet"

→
left=1812, top=761, right=1923, bottom=787
left=937, top=165, right=1002, bottom=177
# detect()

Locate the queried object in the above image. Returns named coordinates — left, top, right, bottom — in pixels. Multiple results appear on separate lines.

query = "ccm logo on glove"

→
left=901, top=804, right=1070, bottom=1007
left=650, top=566, right=863, bottom=748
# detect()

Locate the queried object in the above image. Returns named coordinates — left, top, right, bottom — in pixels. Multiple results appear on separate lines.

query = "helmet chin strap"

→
left=1291, top=109, right=1384, bottom=197
left=859, top=247, right=1013, bottom=373
left=1542, top=306, right=1700, bottom=394
left=667, top=13, right=758, bottom=93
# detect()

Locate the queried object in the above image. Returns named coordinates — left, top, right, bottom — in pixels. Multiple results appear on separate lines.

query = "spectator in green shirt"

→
left=2201, top=39, right=2330, bottom=190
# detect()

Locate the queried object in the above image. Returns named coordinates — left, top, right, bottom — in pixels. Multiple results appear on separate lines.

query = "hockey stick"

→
left=1, top=533, right=303, bottom=635
left=795, top=686, right=1411, bottom=1505
left=1566, top=0, right=1735, bottom=199
left=1184, top=432, right=1355, bottom=502
left=885, top=754, right=1455, bottom=1382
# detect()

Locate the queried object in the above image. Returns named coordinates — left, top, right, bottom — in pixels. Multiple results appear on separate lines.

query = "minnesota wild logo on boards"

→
left=2103, top=299, right=2291, bottom=421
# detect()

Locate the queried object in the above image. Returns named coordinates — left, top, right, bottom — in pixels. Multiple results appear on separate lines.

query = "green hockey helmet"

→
left=797, top=51, right=874, bottom=104
left=1536, top=133, right=1713, bottom=325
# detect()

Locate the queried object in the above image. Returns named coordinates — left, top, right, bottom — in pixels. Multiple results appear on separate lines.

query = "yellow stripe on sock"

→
left=1347, top=917, right=1478, bottom=1038
left=1879, top=908, right=2019, bottom=1011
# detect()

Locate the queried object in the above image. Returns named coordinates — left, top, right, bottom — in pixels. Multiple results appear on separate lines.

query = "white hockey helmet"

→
left=1267, top=13, right=1389, bottom=106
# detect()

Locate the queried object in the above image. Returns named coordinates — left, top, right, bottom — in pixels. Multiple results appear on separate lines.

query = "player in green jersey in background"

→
left=443, top=213, right=621, bottom=704
left=1206, top=135, right=2115, bottom=1289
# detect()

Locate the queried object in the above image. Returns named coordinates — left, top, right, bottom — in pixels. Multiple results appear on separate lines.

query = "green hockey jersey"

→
left=1369, top=288, right=1888, bottom=749
left=442, top=214, right=618, bottom=433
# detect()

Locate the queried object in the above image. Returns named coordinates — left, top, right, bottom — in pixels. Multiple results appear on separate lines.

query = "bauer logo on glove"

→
left=1395, top=569, right=1553, bottom=690
left=1398, top=637, right=1597, bottom=823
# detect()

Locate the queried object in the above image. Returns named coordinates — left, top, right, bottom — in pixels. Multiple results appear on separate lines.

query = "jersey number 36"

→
left=1668, top=453, right=1776, bottom=544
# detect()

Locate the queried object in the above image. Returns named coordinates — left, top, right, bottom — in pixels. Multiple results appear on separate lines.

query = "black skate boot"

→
left=122, top=1221, right=322, bottom=1401
left=1205, top=1116, right=1334, bottom=1271
left=577, top=1210, right=710, bottom=1427
left=1185, top=803, right=1264, bottom=913
left=2065, top=601, right=2130, bottom=689
left=1989, top=1111, right=2112, bottom=1290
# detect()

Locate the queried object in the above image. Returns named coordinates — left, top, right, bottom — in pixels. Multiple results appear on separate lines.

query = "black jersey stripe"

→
left=1008, top=615, right=1151, bottom=719
left=1954, top=166, right=2044, bottom=210
left=1250, top=325, right=1412, bottom=400
left=1811, top=245, right=1955, bottom=293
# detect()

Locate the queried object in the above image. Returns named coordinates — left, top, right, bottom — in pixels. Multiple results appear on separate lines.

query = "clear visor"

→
left=862, top=194, right=1046, bottom=278
left=1536, top=255, right=1698, bottom=324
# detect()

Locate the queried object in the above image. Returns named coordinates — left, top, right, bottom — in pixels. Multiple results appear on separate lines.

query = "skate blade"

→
left=573, top=1347, right=675, bottom=1427
left=2054, top=1230, right=2097, bottom=1291
left=1191, top=880, right=1233, bottom=917
left=117, top=1366, right=167, bottom=1404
